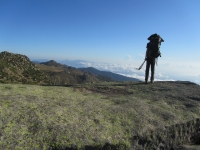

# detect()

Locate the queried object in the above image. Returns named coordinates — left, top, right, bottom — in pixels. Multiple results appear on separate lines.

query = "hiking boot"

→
left=151, top=80, right=154, bottom=83
left=145, top=80, right=148, bottom=84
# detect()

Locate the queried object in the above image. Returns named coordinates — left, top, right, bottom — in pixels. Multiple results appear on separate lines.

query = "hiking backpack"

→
left=147, top=33, right=164, bottom=58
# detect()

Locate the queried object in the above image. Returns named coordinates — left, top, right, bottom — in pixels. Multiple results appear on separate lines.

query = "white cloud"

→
left=154, top=78, right=175, bottom=81
left=187, top=74, right=200, bottom=77
left=118, top=73, right=145, bottom=81
left=138, top=54, right=145, bottom=57
left=157, top=73, right=163, bottom=77
left=77, top=60, right=176, bottom=81
left=124, top=55, right=132, bottom=60
left=80, top=62, right=92, bottom=67
left=118, top=72, right=175, bottom=82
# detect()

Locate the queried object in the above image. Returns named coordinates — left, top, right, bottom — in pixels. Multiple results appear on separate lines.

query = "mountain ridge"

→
left=37, top=60, right=102, bottom=84
left=78, top=67, right=140, bottom=82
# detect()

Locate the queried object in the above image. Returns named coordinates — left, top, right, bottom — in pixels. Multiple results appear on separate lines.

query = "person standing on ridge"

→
left=145, top=33, right=164, bottom=84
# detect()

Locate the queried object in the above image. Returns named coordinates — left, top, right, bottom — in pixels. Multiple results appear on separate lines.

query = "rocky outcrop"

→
left=0, top=51, right=36, bottom=70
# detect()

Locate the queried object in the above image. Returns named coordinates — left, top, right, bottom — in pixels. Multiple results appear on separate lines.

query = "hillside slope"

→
left=0, top=81, right=199, bottom=149
left=0, top=51, right=51, bottom=85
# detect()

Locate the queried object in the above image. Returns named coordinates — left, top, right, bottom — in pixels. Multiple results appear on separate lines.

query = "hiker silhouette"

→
left=145, top=33, right=164, bottom=84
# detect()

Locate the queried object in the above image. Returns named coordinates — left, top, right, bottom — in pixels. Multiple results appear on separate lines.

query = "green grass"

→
left=0, top=81, right=200, bottom=149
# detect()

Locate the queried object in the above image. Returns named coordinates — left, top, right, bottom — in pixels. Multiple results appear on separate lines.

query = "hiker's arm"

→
left=145, top=49, right=148, bottom=60
left=145, top=43, right=149, bottom=60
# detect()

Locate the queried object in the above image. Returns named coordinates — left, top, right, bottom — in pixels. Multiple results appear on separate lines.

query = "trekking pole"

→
left=136, top=60, right=146, bottom=70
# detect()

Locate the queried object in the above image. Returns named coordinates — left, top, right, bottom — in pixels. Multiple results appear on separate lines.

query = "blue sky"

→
left=1, top=0, right=200, bottom=83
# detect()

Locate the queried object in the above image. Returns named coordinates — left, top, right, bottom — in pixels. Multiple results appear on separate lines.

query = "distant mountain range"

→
left=0, top=51, right=140, bottom=85
left=33, top=58, right=140, bottom=82
left=37, top=60, right=102, bottom=84
left=78, top=67, right=140, bottom=82
left=0, top=51, right=100, bottom=85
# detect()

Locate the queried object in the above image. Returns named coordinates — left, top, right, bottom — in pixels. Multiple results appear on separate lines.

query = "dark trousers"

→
left=145, top=58, right=155, bottom=81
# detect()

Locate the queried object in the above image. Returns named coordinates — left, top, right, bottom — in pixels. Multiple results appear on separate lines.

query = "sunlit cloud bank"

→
left=117, top=73, right=175, bottom=82
left=79, top=61, right=138, bottom=73
left=78, top=61, right=175, bottom=82
left=58, top=59, right=200, bottom=85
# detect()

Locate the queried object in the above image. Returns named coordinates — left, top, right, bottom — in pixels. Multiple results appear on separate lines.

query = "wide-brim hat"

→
left=148, top=33, right=164, bottom=42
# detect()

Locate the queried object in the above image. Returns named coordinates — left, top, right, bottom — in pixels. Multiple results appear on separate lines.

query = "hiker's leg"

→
left=145, top=59, right=150, bottom=83
left=151, top=59, right=155, bottom=83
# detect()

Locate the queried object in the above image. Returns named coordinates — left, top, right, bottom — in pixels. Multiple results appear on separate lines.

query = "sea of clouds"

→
left=58, top=59, right=176, bottom=82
